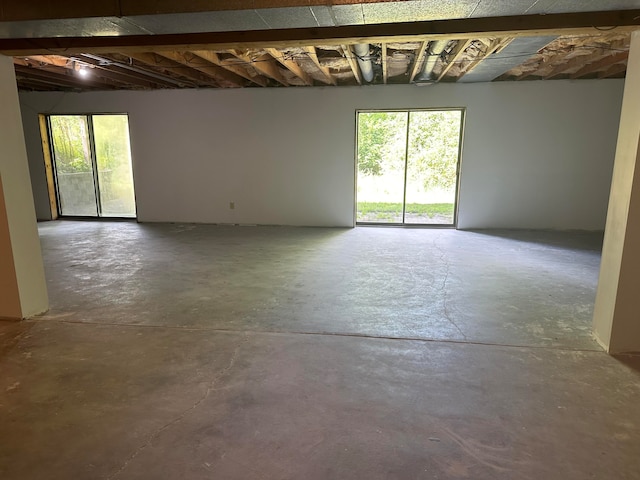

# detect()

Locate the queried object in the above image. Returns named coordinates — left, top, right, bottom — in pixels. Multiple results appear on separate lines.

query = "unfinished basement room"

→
left=1, top=1, right=640, bottom=479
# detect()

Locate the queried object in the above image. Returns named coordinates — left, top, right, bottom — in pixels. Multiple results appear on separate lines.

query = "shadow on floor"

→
left=613, top=354, right=640, bottom=375
left=0, top=320, right=34, bottom=357
left=465, top=228, right=604, bottom=252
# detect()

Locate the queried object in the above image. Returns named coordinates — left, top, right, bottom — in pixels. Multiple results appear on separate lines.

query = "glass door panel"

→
left=93, top=115, right=137, bottom=217
left=405, top=110, right=462, bottom=225
left=356, top=111, right=408, bottom=223
left=49, top=115, right=98, bottom=216
left=356, top=109, right=463, bottom=226
left=47, top=114, right=136, bottom=218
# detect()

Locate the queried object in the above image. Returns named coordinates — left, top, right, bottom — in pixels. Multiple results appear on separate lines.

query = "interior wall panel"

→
left=19, top=80, right=623, bottom=229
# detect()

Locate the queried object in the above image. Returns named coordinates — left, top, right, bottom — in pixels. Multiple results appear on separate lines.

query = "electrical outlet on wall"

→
left=229, top=202, right=235, bottom=210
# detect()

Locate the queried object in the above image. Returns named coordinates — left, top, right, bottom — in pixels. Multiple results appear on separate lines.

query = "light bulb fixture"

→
left=78, top=66, right=90, bottom=78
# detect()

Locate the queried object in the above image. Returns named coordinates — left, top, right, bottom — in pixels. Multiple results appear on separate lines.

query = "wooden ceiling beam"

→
left=518, top=37, right=629, bottom=81
left=80, top=53, right=185, bottom=88
left=72, top=55, right=169, bottom=88
left=265, top=48, right=313, bottom=85
left=191, top=50, right=268, bottom=87
left=17, top=54, right=70, bottom=68
left=228, top=50, right=289, bottom=86
left=514, top=62, right=545, bottom=81
left=78, top=66, right=154, bottom=88
left=456, top=37, right=513, bottom=80
left=341, top=45, right=362, bottom=85
left=571, top=50, right=628, bottom=78
left=381, top=43, right=388, bottom=84
left=21, top=54, right=149, bottom=88
left=16, top=76, right=80, bottom=90
left=4, top=10, right=638, bottom=56
left=156, top=50, right=246, bottom=87
left=544, top=52, right=595, bottom=79
left=435, top=39, right=471, bottom=82
left=302, top=46, right=336, bottom=85
left=13, top=63, right=115, bottom=89
left=126, top=52, right=216, bottom=87
left=97, top=53, right=191, bottom=87
left=598, top=62, right=627, bottom=78
left=408, top=41, right=428, bottom=83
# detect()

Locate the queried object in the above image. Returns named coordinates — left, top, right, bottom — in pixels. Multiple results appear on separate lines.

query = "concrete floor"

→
left=1, top=221, right=639, bottom=479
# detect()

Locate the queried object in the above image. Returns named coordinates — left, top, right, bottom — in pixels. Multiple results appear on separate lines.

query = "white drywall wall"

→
left=0, top=56, right=48, bottom=318
left=20, top=80, right=623, bottom=229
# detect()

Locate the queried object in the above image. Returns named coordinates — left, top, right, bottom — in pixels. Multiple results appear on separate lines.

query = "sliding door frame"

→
left=354, top=107, right=466, bottom=228
left=42, top=112, right=137, bottom=220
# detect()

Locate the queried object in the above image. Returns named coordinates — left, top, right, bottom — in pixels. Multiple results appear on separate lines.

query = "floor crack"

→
left=38, top=318, right=604, bottom=353
left=433, top=236, right=468, bottom=341
left=107, top=334, right=248, bottom=479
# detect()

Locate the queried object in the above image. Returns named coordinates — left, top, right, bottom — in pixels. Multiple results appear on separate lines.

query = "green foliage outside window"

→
left=50, top=115, right=131, bottom=174
left=357, top=110, right=462, bottom=190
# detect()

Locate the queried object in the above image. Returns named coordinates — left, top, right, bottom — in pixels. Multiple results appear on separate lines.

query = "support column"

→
left=593, top=30, right=640, bottom=353
left=0, top=55, right=48, bottom=319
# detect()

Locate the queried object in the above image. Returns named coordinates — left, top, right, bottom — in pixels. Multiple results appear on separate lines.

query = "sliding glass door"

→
left=356, top=109, right=464, bottom=226
left=48, top=114, right=136, bottom=218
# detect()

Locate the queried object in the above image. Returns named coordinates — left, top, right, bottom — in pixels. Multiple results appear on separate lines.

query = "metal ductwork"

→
left=353, top=43, right=374, bottom=83
left=415, top=40, right=449, bottom=84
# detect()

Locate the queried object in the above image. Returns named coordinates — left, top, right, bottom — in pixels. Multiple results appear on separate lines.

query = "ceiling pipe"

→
left=415, top=40, right=449, bottom=84
left=353, top=43, right=374, bottom=83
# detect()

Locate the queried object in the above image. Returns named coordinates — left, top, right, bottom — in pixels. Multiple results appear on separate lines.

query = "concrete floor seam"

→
left=32, top=318, right=607, bottom=354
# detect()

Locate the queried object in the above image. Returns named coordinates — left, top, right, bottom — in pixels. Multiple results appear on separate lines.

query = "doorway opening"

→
left=356, top=109, right=464, bottom=226
left=42, top=114, right=136, bottom=218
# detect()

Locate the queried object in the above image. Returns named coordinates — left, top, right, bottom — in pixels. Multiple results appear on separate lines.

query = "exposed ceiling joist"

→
left=302, top=47, right=336, bottom=85
left=157, top=51, right=247, bottom=87
left=191, top=50, right=268, bottom=87
left=436, top=39, right=472, bottom=82
left=99, top=53, right=190, bottom=87
left=20, top=55, right=69, bottom=68
left=538, top=37, right=629, bottom=80
left=126, top=52, right=214, bottom=87
left=571, top=50, right=629, bottom=78
left=13, top=63, right=115, bottom=89
left=2, top=10, right=639, bottom=56
left=77, top=66, right=158, bottom=89
left=80, top=54, right=183, bottom=88
left=457, top=37, right=514, bottom=81
left=458, top=36, right=555, bottom=83
left=73, top=54, right=170, bottom=89
left=228, top=50, right=289, bottom=86
left=16, top=76, right=70, bottom=90
left=381, top=43, right=388, bottom=84
left=409, top=41, right=429, bottom=83
left=599, top=62, right=627, bottom=78
left=342, top=45, right=363, bottom=85
left=10, top=8, right=635, bottom=92
left=544, top=52, right=593, bottom=80
left=265, top=48, right=313, bottom=86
